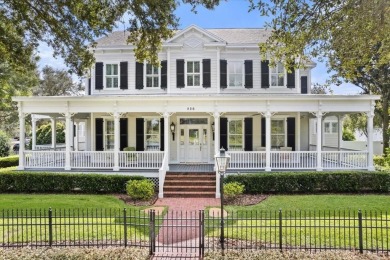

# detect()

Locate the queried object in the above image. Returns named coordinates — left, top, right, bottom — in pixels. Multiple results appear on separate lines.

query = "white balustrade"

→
left=227, top=151, right=266, bottom=169
left=271, top=151, right=317, bottom=169
left=158, top=152, right=169, bottom=198
left=71, top=151, right=114, bottom=169
left=35, top=144, right=66, bottom=151
left=322, top=151, right=368, bottom=169
left=24, top=151, right=65, bottom=168
left=119, top=151, right=164, bottom=169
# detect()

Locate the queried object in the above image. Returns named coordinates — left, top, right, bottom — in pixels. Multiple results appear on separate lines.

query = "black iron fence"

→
left=0, top=208, right=389, bottom=257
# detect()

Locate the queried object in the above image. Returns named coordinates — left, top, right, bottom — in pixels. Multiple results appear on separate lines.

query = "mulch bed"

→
left=224, top=194, right=269, bottom=206
left=115, top=193, right=158, bottom=206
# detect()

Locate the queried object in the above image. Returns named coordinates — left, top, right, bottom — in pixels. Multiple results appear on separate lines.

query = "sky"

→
left=37, top=1, right=361, bottom=94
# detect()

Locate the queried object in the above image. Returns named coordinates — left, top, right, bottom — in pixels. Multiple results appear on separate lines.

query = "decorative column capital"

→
left=316, top=111, right=323, bottom=118
left=113, top=111, right=120, bottom=119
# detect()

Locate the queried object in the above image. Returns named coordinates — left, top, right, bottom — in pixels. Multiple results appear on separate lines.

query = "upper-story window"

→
left=146, top=64, right=159, bottom=88
left=105, top=64, right=119, bottom=88
left=145, top=118, right=160, bottom=150
left=186, top=61, right=201, bottom=87
left=228, top=119, right=244, bottom=150
left=228, top=61, right=243, bottom=87
left=270, top=62, right=284, bottom=87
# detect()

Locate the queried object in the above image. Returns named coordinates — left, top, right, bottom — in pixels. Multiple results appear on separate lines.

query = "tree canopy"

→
left=1, top=0, right=220, bottom=77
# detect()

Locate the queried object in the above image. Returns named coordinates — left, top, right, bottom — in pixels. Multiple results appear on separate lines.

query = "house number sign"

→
left=187, top=107, right=195, bottom=111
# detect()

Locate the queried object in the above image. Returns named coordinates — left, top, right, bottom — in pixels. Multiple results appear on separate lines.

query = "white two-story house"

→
left=13, top=25, right=379, bottom=198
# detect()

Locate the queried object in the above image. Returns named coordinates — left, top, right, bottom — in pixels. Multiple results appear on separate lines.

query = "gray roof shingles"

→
left=96, top=28, right=271, bottom=47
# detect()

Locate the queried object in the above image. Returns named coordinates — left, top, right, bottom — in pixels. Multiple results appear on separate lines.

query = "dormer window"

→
left=270, top=62, right=285, bottom=87
left=105, top=64, right=119, bottom=88
left=145, top=64, right=159, bottom=88
left=228, top=61, right=243, bottom=87
left=186, top=61, right=201, bottom=87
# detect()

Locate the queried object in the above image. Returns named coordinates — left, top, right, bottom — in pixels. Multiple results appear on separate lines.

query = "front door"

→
left=179, top=118, right=209, bottom=163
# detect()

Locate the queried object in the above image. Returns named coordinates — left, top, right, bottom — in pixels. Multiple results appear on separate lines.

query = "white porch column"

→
left=213, top=112, right=221, bottom=198
left=367, top=110, right=375, bottom=171
left=316, top=112, right=323, bottom=171
left=74, top=121, right=79, bottom=151
left=297, top=112, right=301, bottom=151
left=337, top=115, right=342, bottom=151
left=65, top=113, right=72, bottom=170
left=265, top=112, right=271, bottom=171
left=164, top=112, right=170, bottom=168
left=31, top=116, right=37, bottom=150
left=113, top=112, right=120, bottom=171
left=17, top=109, right=25, bottom=170
left=51, top=118, right=57, bottom=150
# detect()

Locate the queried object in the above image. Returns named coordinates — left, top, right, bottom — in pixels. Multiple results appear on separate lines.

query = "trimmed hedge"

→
left=0, top=156, right=19, bottom=168
left=225, top=171, right=390, bottom=194
left=0, top=171, right=145, bottom=193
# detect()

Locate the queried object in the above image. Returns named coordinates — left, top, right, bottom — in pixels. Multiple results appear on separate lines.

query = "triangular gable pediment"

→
left=165, top=25, right=225, bottom=47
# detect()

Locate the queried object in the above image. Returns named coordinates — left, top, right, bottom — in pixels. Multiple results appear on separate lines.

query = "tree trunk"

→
left=382, top=95, right=389, bottom=154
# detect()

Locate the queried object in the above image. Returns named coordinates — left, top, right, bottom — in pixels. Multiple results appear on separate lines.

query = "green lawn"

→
left=226, top=194, right=390, bottom=213
left=0, top=194, right=130, bottom=210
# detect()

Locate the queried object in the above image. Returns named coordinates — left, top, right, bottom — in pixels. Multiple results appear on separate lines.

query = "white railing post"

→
left=265, top=112, right=271, bottom=171
left=17, top=107, right=25, bottom=170
left=367, top=107, right=375, bottom=171
left=113, top=112, right=120, bottom=171
left=64, top=112, right=72, bottom=170
left=316, top=111, right=323, bottom=171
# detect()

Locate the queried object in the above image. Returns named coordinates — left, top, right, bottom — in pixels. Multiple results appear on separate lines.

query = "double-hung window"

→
left=105, top=64, right=119, bottom=88
left=228, top=61, right=243, bottom=87
left=270, top=62, right=284, bottom=87
left=324, top=122, right=338, bottom=134
left=145, top=118, right=160, bottom=150
left=105, top=120, right=115, bottom=150
left=146, top=64, right=159, bottom=88
left=186, top=61, right=201, bottom=87
left=228, top=119, right=244, bottom=150
left=271, top=119, right=285, bottom=148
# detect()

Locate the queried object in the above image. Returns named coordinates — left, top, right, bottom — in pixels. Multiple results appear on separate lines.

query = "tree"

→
left=311, top=83, right=333, bottom=94
left=1, top=0, right=220, bottom=77
left=33, top=66, right=83, bottom=96
left=250, top=0, right=390, bottom=152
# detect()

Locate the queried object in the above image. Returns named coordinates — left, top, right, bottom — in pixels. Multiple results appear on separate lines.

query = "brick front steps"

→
left=163, top=172, right=216, bottom=198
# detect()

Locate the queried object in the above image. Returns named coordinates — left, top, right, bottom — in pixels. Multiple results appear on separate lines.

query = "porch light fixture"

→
left=211, top=122, right=215, bottom=140
left=215, top=147, right=230, bottom=254
left=170, top=122, right=176, bottom=141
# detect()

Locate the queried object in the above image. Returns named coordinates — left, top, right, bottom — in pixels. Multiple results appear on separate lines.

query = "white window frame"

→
left=104, top=63, right=120, bottom=89
left=228, top=118, right=245, bottom=151
left=103, top=118, right=115, bottom=151
left=144, top=117, right=161, bottom=151
left=271, top=117, right=287, bottom=148
left=270, top=62, right=286, bottom=88
left=227, top=60, right=244, bottom=88
left=324, top=121, right=338, bottom=134
left=185, top=60, right=202, bottom=88
left=144, top=63, right=160, bottom=88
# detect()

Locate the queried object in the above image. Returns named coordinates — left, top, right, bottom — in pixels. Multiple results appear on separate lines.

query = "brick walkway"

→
left=152, top=198, right=220, bottom=259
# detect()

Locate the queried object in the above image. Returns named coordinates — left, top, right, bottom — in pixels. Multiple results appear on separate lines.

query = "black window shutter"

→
left=176, top=59, right=185, bottom=88
left=202, top=59, right=211, bottom=88
left=88, top=78, right=91, bottom=95
left=287, top=68, right=296, bottom=88
left=161, top=60, right=167, bottom=89
left=135, top=62, right=144, bottom=89
left=244, top=60, right=253, bottom=89
left=261, top=118, right=266, bottom=147
left=220, top=60, right=227, bottom=89
left=95, top=118, right=104, bottom=151
left=244, top=118, right=253, bottom=151
left=160, top=118, right=164, bottom=151
left=120, top=118, right=128, bottom=151
left=136, top=118, right=144, bottom=151
left=261, top=60, right=270, bottom=88
left=120, top=62, right=128, bottom=90
left=95, top=62, right=103, bottom=90
left=287, top=117, right=296, bottom=151
left=220, top=117, right=228, bottom=151
left=301, top=76, right=308, bottom=94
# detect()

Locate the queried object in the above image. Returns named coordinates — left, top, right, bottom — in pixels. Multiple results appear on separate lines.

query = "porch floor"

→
left=168, top=164, right=215, bottom=172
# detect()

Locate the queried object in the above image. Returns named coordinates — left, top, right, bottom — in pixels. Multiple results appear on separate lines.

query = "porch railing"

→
left=271, top=151, right=317, bottom=169
left=322, top=151, right=368, bottom=169
left=71, top=151, right=115, bottom=169
left=24, top=151, right=65, bottom=168
left=118, top=151, right=164, bottom=169
left=227, top=151, right=266, bottom=169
